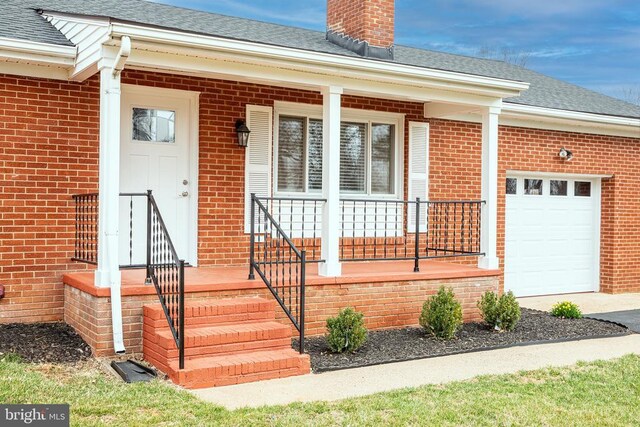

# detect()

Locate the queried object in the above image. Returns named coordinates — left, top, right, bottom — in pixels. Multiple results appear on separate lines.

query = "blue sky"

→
left=156, top=0, right=639, bottom=101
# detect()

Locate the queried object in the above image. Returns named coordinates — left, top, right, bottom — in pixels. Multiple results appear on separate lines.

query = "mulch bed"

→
left=300, top=309, right=630, bottom=372
left=0, top=322, right=92, bottom=364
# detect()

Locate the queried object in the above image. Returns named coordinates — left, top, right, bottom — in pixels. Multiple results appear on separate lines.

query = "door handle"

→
left=180, top=191, right=189, bottom=197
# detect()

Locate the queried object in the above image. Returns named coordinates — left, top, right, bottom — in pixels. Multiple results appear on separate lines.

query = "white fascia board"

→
left=506, top=170, right=613, bottom=179
left=126, top=47, right=506, bottom=108
left=503, top=103, right=640, bottom=129
left=438, top=106, right=640, bottom=139
left=109, top=22, right=529, bottom=98
left=0, top=37, right=76, bottom=66
left=0, top=60, right=70, bottom=80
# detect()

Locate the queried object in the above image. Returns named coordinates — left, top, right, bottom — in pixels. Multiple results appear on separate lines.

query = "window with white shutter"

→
left=273, top=103, right=403, bottom=199
left=244, top=105, right=273, bottom=233
left=408, top=122, right=429, bottom=232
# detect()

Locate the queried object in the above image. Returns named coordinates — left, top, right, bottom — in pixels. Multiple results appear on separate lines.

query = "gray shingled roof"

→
left=3, top=0, right=640, bottom=119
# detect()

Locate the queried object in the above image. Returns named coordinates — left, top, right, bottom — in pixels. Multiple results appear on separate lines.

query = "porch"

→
left=63, top=259, right=501, bottom=357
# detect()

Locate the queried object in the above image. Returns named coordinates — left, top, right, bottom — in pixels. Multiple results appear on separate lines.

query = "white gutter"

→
left=108, top=22, right=530, bottom=97
left=111, top=36, right=131, bottom=77
left=108, top=36, right=132, bottom=355
left=503, top=102, right=640, bottom=129
left=0, top=36, right=76, bottom=66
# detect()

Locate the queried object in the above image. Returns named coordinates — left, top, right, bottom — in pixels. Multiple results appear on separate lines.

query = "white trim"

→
left=273, top=101, right=404, bottom=200
left=503, top=103, right=640, bottom=128
left=506, top=170, right=614, bottom=180
left=121, top=83, right=200, bottom=266
left=106, top=22, right=528, bottom=97
left=0, top=37, right=76, bottom=64
left=441, top=104, right=640, bottom=139
left=0, top=61, right=70, bottom=80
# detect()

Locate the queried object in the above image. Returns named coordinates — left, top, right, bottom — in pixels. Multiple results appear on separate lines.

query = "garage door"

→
left=505, top=175, right=600, bottom=297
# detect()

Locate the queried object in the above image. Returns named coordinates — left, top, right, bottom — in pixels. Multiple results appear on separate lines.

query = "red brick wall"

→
left=327, top=0, right=395, bottom=48
left=0, top=75, right=99, bottom=323
left=2, top=68, right=640, bottom=326
left=65, top=275, right=498, bottom=356
left=119, top=70, right=428, bottom=266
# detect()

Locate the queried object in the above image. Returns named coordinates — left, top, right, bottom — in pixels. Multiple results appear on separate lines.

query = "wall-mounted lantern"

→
left=558, top=147, right=573, bottom=161
left=235, top=119, right=251, bottom=148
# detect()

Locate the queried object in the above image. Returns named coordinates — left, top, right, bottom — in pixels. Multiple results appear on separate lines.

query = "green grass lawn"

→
left=1, top=353, right=640, bottom=426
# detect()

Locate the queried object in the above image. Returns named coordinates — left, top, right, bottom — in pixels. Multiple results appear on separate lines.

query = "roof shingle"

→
left=2, top=0, right=639, bottom=119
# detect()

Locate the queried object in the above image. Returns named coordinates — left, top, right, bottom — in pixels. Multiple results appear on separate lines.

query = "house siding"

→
left=1, top=70, right=639, bottom=323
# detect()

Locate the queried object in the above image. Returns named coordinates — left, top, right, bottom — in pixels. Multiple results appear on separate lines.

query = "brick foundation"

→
left=64, top=274, right=498, bottom=356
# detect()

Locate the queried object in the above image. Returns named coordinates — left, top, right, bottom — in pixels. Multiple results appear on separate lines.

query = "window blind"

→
left=371, top=124, right=394, bottom=194
left=308, top=119, right=323, bottom=191
left=277, top=116, right=305, bottom=192
left=340, top=122, right=367, bottom=193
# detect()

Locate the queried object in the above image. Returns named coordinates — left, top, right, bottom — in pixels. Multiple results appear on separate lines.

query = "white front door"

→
left=119, top=86, right=196, bottom=266
left=505, top=175, right=600, bottom=297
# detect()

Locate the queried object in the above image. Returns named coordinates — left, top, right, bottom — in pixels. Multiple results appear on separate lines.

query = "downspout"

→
left=112, top=36, right=131, bottom=77
left=109, top=36, right=131, bottom=354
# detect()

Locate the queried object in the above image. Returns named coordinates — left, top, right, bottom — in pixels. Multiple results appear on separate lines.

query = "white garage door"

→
left=505, top=175, right=600, bottom=297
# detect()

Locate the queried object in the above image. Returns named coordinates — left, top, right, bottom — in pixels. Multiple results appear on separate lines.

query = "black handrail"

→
left=249, top=193, right=306, bottom=354
left=146, top=191, right=185, bottom=369
left=72, top=191, right=185, bottom=369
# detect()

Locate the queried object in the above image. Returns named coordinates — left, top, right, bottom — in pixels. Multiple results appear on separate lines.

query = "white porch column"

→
left=95, top=64, right=122, bottom=288
left=478, top=106, right=501, bottom=270
left=319, top=86, right=343, bottom=277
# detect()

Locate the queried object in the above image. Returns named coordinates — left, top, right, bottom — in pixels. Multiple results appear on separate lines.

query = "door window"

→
left=550, top=180, right=568, bottom=196
left=524, top=179, right=543, bottom=195
left=132, top=108, right=176, bottom=143
left=575, top=181, right=592, bottom=197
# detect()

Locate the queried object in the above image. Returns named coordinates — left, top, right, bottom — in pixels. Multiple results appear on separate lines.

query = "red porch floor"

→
left=63, top=259, right=500, bottom=297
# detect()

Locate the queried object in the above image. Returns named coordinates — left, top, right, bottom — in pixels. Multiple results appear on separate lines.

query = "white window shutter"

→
left=244, top=105, right=273, bottom=233
left=408, top=122, right=429, bottom=233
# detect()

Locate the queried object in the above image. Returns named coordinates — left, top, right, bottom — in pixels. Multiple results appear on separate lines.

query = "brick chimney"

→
left=326, top=0, right=395, bottom=60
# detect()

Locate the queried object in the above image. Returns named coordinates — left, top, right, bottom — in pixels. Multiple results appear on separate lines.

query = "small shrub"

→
left=478, top=290, right=521, bottom=331
left=326, top=307, right=368, bottom=353
left=419, top=286, right=463, bottom=340
left=550, top=301, right=583, bottom=319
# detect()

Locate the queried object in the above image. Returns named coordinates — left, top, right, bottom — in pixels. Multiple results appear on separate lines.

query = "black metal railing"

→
left=146, top=191, right=185, bottom=370
left=340, top=198, right=411, bottom=263
left=339, top=198, right=484, bottom=270
left=249, top=194, right=307, bottom=353
left=421, top=200, right=484, bottom=260
left=72, top=193, right=99, bottom=264
left=72, top=191, right=185, bottom=369
left=256, top=196, right=326, bottom=263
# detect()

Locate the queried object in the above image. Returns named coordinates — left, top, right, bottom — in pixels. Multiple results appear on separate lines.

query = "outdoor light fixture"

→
left=558, top=147, right=573, bottom=161
left=235, top=119, right=251, bottom=148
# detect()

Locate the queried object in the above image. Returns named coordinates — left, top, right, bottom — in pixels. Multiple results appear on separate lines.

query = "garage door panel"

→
left=505, top=176, right=599, bottom=297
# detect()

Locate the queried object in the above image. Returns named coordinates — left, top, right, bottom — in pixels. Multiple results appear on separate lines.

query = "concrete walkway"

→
left=192, top=334, right=640, bottom=409
left=518, top=292, right=640, bottom=314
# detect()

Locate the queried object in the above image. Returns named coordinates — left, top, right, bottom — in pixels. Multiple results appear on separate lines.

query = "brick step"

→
left=166, top=348, right=311, bottom=389
left=143, top=297, right=276, bottom=328
left=144, top=321, right=293, bottom=360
